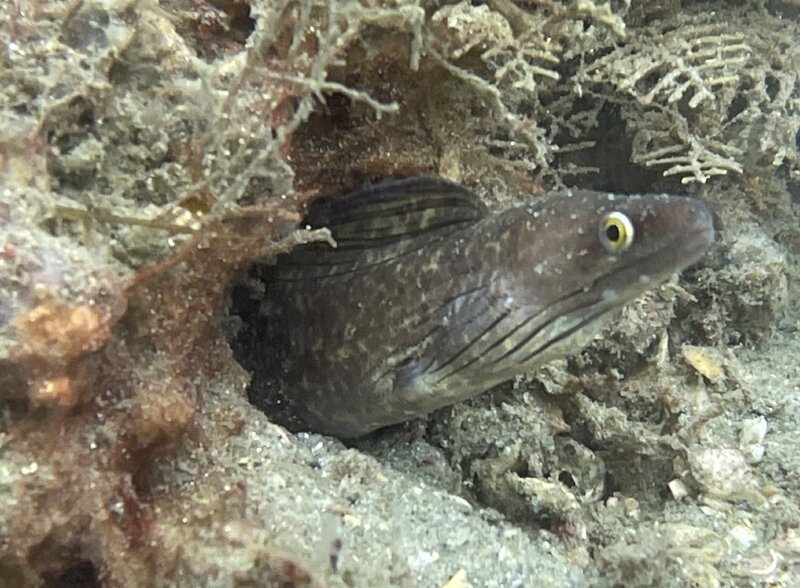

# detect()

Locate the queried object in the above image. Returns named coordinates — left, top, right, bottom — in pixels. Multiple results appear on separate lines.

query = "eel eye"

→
left=599, top=211, right=634, bottom=253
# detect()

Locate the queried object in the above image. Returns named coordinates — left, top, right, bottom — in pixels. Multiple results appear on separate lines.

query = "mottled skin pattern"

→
left=267, top=178, right=714, bottom=437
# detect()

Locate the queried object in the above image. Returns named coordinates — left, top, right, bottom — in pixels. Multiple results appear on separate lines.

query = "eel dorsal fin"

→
left=276, top=176, right=488, bottom=281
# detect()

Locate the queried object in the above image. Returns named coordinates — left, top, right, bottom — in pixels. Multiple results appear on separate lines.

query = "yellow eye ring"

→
left=599, top=211, right=634, bottom=253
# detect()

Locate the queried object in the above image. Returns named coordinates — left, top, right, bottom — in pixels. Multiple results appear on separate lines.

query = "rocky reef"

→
left=1, top=1, right=799, bottom=586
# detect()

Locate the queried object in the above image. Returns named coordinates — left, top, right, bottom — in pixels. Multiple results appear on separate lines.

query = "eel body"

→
left=257, top=177, right=714, bottom=437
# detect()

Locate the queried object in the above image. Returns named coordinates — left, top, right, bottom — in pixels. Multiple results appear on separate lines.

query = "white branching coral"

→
left=428, top=0, right=628, bottom=184
left=583, top=11, right=800, bottom=183
left=206, top=0, right=424, bottom=211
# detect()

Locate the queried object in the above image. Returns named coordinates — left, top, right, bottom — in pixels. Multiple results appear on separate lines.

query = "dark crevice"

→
left=187, top=1, right=256, bottom=61
left=43, top=560, right=100, bottom=588
left=727, top=92, right=748, bottom=121
left=557, top=470, right=577, bottom=488
left=226, top=262, right=302, bottom=432
left=554, top=101, right=664, bottom=193
left=765, top=74, right=780, bottom=102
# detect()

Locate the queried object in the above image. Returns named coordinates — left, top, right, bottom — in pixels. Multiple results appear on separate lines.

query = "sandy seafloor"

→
left=1, top=0, right=800, bottom=586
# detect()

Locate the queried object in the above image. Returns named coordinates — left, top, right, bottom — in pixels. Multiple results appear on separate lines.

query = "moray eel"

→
left=258, top=177, right=714, bottom=437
